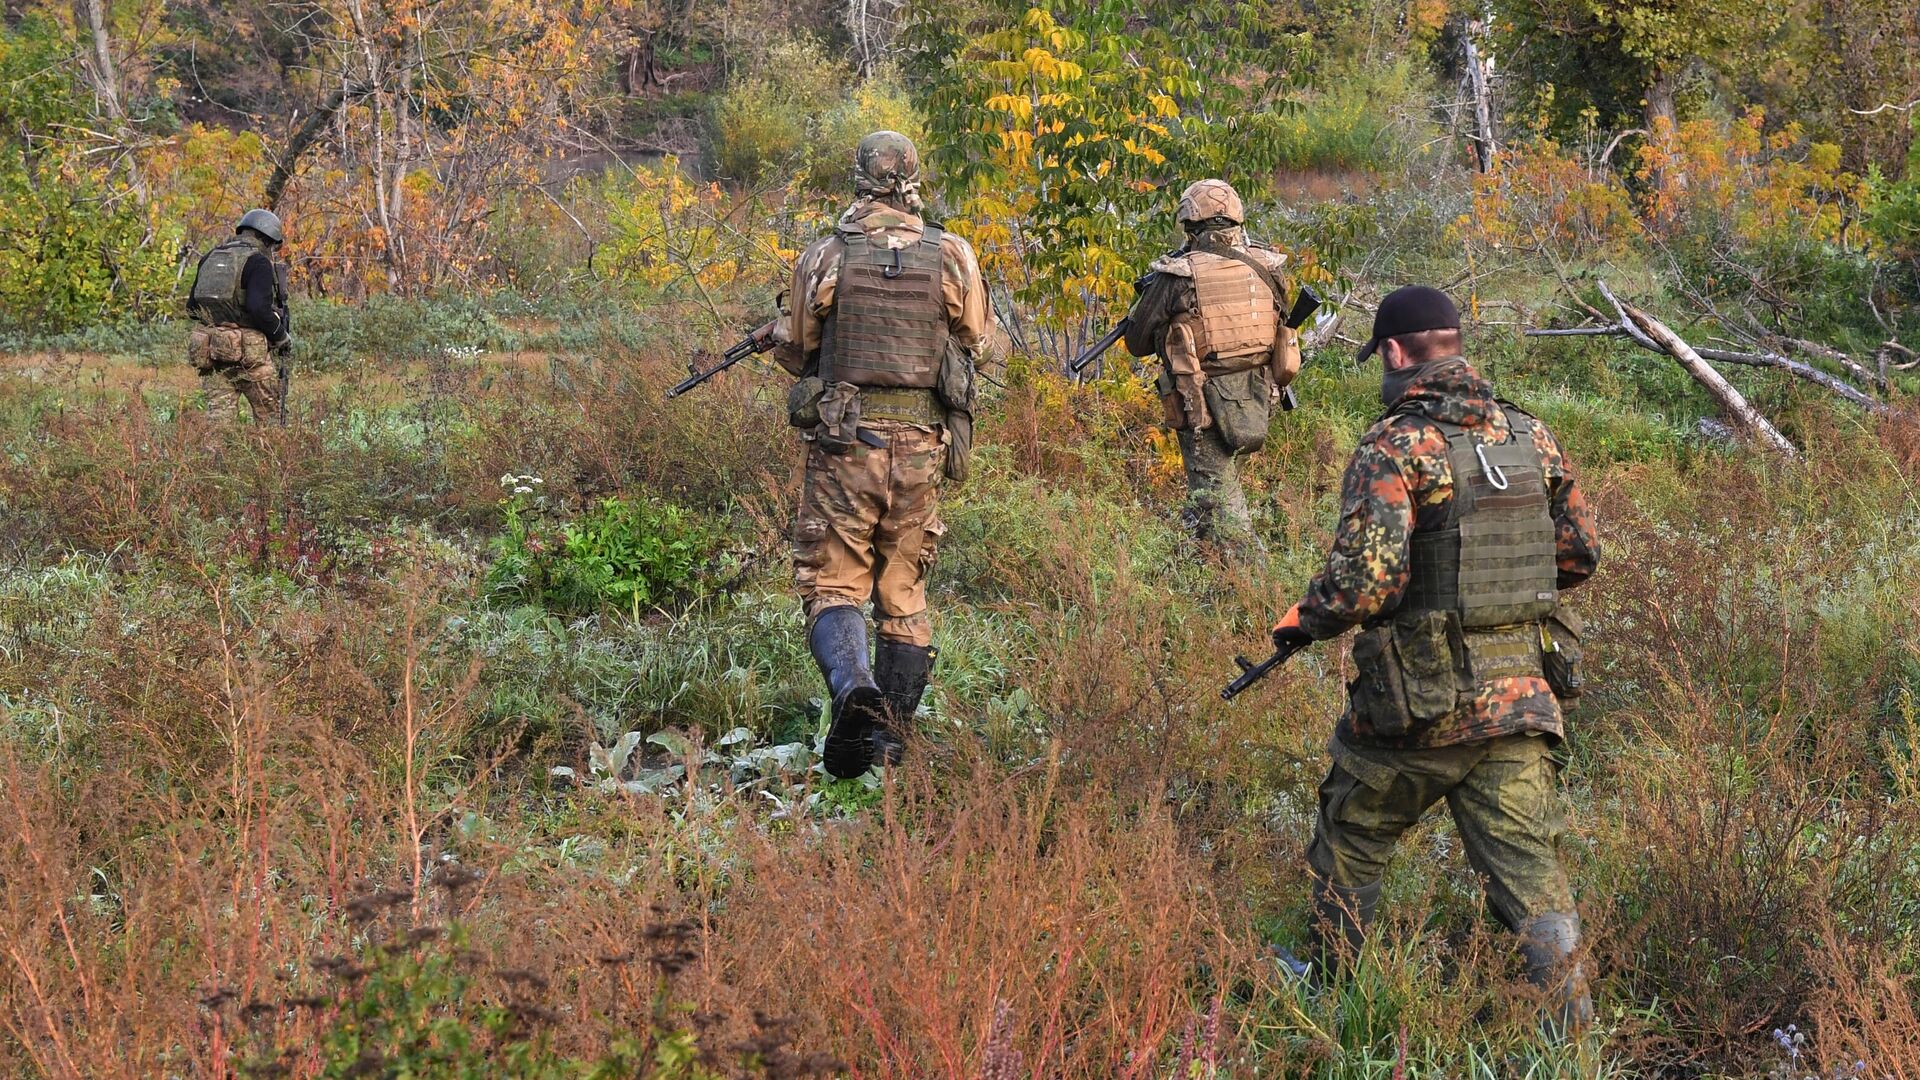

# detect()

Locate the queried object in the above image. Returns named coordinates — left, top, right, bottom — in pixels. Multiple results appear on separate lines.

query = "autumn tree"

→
left=907, top=0, right=1306, bottom=366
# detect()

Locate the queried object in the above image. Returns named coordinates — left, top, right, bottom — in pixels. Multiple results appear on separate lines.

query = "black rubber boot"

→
left=810, top=607, right=886, bottom=780
left=871, top=640, right=933, bottom=767
left=1517, top=911, right=1595, bottom=1039
left=1309, top=878, right=1382, bottom=976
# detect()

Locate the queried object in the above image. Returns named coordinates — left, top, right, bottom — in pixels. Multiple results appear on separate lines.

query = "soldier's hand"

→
left=1272, top=603, right=1312, bottom=650
left=271, top=337, right=293, bottom=357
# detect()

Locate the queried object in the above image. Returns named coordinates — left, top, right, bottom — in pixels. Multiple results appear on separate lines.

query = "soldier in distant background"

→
left=1122, top=179, right=1301, bottom=549
left=1269, top=285, right=1601, bottom=1035
left=771, top=131, right=990, bottom=780
left=186, top=209, right=291, bottom=422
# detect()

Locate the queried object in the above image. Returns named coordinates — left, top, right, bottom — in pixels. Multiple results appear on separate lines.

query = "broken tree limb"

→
left=1879, top=340, right=1917, bottom=373
left=1615, top=299, right=1798, bottom=455
left=1772, top=335, right=1888, bottom=393
left=1524, top=326, right=1627, bottom=338
left=1695, top=347, right=1889, bottom=414
left=264, top=82, right=371, bottom=211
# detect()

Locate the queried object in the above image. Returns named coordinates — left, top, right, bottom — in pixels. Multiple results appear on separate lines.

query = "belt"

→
left=858, top=386, right=943, bottom=426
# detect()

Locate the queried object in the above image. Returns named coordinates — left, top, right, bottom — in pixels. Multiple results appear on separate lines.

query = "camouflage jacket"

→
left=772, top=197, right=990, bottom=377
left=1296, top=357, right=1601, bottom=748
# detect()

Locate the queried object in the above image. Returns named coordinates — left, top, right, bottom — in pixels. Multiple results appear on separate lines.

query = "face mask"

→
left=1380, top=363, right=1422, bottom=409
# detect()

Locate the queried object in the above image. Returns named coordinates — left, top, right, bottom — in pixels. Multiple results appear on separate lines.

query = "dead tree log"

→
left=1462, top=23, right=1497, bottom=173
left=1772, top=335, right=1888, bottom=393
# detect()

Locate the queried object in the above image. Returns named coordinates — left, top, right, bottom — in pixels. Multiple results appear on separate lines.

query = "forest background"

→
left=2, top=0, right=1920, bottom=1075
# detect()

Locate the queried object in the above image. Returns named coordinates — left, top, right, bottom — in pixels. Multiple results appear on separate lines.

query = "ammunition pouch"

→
left=1201, top=366, right=1272, bottom=453
left=815, top=381, right=863, bottom=454
left=1155, top=369, right=1189, bottom=430
left=787, top=375, right=827, bottom=429
left=1349, top=609, right=1463, bottom=740
left=934, top=340, right=976, bottom=483
left=1541, top=609, right=1585, bottom=700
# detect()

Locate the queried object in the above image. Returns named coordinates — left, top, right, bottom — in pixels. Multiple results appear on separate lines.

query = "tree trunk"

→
left=1463, top=21, right=1497, bottom=173
left=1642, top=67, right=1683, bottom=194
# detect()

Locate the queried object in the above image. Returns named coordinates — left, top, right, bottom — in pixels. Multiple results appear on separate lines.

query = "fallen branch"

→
left=1526, top=284, right=1801, bottom=454
left=1614, top=294, right=1798, bottom=456
left=1695, top=347, right=1889, bottom=413
left=1772, top=335, right=1888, bottom=393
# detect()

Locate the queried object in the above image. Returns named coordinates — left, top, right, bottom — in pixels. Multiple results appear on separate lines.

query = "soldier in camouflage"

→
left=1122, top=179, right=1301, bottom=548
left=771, top=131, right=991, bottom=780
left=1269, top=286, right=1601, bottom=1035
left=186, top=209, right=292, bottom=422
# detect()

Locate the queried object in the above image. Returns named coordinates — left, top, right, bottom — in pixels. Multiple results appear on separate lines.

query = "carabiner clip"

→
left=882, top=247, right=904, bottom=279
left=1475, top=442, right=1510, bottom=490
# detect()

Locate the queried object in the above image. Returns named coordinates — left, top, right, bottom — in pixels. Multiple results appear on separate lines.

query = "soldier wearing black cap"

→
left=1267, top=285, right=1603, bottom=1036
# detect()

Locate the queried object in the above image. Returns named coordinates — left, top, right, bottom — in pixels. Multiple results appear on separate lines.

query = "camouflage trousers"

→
left=1307, top=731, right=1576, bottom=930
left=790, top=421, right=947, bottom=647
left=189, top=325, right=281, bottom=422
left=1176, top=424, right=1256, bottom=546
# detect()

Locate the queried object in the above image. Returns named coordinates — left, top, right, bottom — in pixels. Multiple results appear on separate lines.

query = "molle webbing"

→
left=1401, top=408, right=1559, bottom=630
left=189, top=237, right=264, bottom=326
left=859, top=386, right=942, bottom=425
left=1187, top=251, right=1278, bottom=365
left=821, top=224, right=947, bottom=390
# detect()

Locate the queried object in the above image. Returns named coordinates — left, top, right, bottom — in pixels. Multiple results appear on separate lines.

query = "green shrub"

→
left=710, top=36, right=922, bottom=195
left=486, top=482, right=722, bottom=617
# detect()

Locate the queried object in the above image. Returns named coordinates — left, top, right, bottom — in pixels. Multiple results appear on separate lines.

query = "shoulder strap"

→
left=1191, top=240, right=1287, bottom=306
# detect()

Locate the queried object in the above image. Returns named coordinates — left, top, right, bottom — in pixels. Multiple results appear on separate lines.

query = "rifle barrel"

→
left=1070, top=320, right=1130, bottom=374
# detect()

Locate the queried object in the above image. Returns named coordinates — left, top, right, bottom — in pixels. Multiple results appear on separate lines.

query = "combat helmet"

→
left=854, top=130, right=921, bottom=198
left=1177, top=179, right=1245, bottom=227
left=235, top=208, right=285, bottom=245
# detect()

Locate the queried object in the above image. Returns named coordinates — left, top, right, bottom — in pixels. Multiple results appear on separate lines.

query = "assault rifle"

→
left=1070, top=284, right=1325, bottom=413
left=1220, top=637, right=1309, bottom=701
left=665, top=318, right=780, bottom=400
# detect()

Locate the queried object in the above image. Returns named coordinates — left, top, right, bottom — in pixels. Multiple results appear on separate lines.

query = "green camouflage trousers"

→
left=1176, top=423, right=1255, bottom=545
left=1307, top=731, right=1575, bottom=930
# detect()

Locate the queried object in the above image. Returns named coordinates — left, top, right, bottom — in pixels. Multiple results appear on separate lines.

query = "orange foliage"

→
left=1636, top=109, right=1869, bottom=245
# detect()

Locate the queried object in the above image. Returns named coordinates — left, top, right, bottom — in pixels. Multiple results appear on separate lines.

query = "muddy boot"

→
left=1309, top=878, right=1381, bottom=977
left=1516, top=911, right=1595, bottom=1039
left=810, top=607, right=886, bottom=780
left=871, top=640, right=933, bottom=767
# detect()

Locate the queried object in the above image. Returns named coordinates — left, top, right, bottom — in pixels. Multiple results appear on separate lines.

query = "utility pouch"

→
left=787, top=375, right=827, bottom=429
left=935, top=341, right=975, bottom=483
left=1271, top=324, right=1302, bottom=389
left=1155, top=368, right=1189, bottom=430
left=1541, top=609, right=1586, bottom=700
left=815, top=380, right=862, bottom=455
left=187, top=327, right=217, bottom=373
left=1202, top=366, right=1273, bottom=453
left=1350, top=610, right=1461, bottom=739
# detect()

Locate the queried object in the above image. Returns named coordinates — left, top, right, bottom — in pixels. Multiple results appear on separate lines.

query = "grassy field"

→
left=1, top=295, right=1917, bottom=1078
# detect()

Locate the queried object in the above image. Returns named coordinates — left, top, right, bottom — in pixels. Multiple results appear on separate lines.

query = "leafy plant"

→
left=486, top=478, right=723, bottom=617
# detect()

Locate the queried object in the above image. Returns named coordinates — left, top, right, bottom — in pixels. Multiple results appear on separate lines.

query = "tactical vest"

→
left=1187, top=250, right=1279, bottom=369
left=1398, top=404, right=1560, bottom=681
left=820, top=223, right=947, bottom=391
left=189, top=235, right=272, bottom=327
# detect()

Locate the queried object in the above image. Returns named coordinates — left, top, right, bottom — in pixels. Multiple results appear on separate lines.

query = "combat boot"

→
left=1310, top=878, right=1381, bottom=976
left=871, top=640, right=933, bottom=767
left=810, top=607, right=887, bottom=780
left=1515, top=911, right=1595, bottom=1039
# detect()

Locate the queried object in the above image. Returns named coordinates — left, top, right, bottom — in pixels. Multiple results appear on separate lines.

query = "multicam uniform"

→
left=1292, top=355, right=1600, bottom=1027
left=186, top=232, right=289, bottom=421
left=774, top=198, right=990, bottom=648
left=1124, top=200, right=1300, bottom=545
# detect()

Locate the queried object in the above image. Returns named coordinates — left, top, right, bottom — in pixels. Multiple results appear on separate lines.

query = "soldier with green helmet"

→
left=186, top=208, right=292, bottom=422
left=1268, top=285, right=1601, bottom=1035
left=770, top=130, right=991, bottom=780
left=1122, top=179, right=1302, bottom=548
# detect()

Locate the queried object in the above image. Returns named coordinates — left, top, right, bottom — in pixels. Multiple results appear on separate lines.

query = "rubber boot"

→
left=810, top=607, right=886, bottom=780
left=871, top=640, right=933, bottom=767
left=1516, top=911, right=1595, bottom=1039
left=1309, top=878, right=1381, bottom=977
